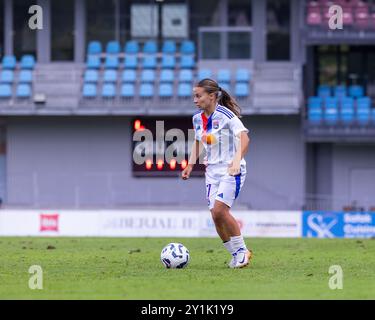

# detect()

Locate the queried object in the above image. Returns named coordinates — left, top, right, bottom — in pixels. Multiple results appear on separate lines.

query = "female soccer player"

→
left=181, top=78, right=252, bottom=268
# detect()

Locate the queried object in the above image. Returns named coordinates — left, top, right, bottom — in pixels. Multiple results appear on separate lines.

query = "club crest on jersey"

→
left=213, top=120, right=219, bottom=129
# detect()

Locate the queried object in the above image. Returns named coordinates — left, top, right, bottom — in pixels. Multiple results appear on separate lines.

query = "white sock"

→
left=223, top=241, right=233, bottom=254
left=230, top=235, right=247, bottom=253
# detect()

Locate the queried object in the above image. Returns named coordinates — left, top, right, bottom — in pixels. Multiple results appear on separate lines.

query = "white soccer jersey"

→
left=192, top=104, right=249, bottom=167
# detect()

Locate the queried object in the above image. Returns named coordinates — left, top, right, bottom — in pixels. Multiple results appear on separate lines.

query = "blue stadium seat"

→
left=236, top=69, right=251, bottom=83
left=234, top=83, right=249, bottom=97
left=180, top=41, right=195, bottom=55
left=308, top=107, right=322, bottom=125
left=88, top=41, right=102, bottom=55
left=340, top=107, right=354, bottom=125
left=20, top=55, right=35, bottom=69
left=0, top=84, right=11, bottom=98
left=86, top=55, right=101, bottom=69
left=160, top=69, right=174, bottom=83
left=179, top=69, right=193, bottom=83
left=106, top=41, right=121, bottom=55
left=197, top=69, right=212, bottom=81
left=219, top=82, right=230, bottom=92
left=103, top=70, right=117, bottom=83
left=159, top=83, right=173, bottom=98
left=82, top=83, right=97, bottom=98
left=124, top=40, right=139, bottom=54
left=325, top=97, right=338, bottom=109
left=161, top=55, right=176, bottom=69
left=143, top=54, right=157, bottom=69
left=341, top=97, right=354, bottom=109
left=217, top=69, right=231, bottom=83
left=324, top=108, right=338, bottom=125
left=308, top=96, right=322, bottom=108
left=102, top=83, right=116, bottom=98
left=178, top=83, right=191, bottom=97
left=124, top=55, right=138, bottom=69
left=180, top=55, right=195, bottom=69
left=19, top=70, right=32, bottom=83
left=121, top=70, right=136, bottom=83
left=318, top=85, right=331, bottom=98
left=120, top=83, right=135, bottom=98
left=84, top=70, right=99, bottom=83
left=334, top=85, right=346, bottom=99
left=143, top=41, right=158, bottom=54
left=16, top=84, right=31, bottom=98
left=139, top=83, right=154, bottom=97
left=357, top=108, right=370, bottom=125
left=141, top=70, right=155, bottom=83
left=0, top=70, right=14, bottom=83
left=105, top=55, right=119, bottom=69
left=2, top=55, right=16, bottom=69
left=349, top=85, right=364, bottom=98
left=162, top=41, right=176, bottom=54
left=357, top=97, right=371, bottom=109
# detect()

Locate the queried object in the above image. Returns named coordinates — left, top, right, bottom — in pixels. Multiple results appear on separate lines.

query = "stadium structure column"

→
left=251, top=0, right=266, bottom=62
left=37, top=0, right=51, bottom=62
left=74, top=0, right=85, bottom=63
left=4, top=0, right=13, bottom=55
left=291, top=0, right=303, bottom=63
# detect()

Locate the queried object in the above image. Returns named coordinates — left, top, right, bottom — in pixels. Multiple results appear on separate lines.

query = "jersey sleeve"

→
left=229, top=116, right=249, bottom=136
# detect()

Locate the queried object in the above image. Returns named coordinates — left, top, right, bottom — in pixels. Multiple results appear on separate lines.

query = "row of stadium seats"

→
left=307, top=0, right=375, bottom=29
left=82, top=82, right=250, bottom=99
left=0, top=84, right=32, bottom=98
left=0, top=70, right=33, bottom=84
left=0, top=55, right=35, bottom=70
left=0, top=65, right=34, bottom=98
left=308, top=107, right=375, bottom=125
left=307, top=94, right=374, bottom=125
left=308, top=96, right=371, bottom=108
left=86, top=54, right=195, bottom=70
left=83, top=69, right=251, bottom=84
left=88, top=40, right=195, bottom=56
left=316, top=85, right=366, bottom=98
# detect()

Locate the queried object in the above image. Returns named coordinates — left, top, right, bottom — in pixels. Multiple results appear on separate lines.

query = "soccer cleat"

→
left=228, top=255, right=236, bottom=268
left=230, top=248, right=253, bottom=269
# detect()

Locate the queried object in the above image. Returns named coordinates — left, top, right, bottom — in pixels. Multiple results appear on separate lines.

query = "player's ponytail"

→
left=196, top=78, right=242, bottom=117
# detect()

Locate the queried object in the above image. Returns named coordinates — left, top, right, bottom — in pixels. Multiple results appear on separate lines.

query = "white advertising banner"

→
left=0, top=210, right=302, bottom=238
left=199, top=211, right=302, bottom=238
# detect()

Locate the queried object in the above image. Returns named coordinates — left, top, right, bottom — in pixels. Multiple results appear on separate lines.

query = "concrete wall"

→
left=5, top=115, right=305, bottom=210
left=332, top=144, right=375, bottom=211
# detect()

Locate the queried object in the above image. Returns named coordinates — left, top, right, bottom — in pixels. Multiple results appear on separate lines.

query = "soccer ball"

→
left=160, top=243, right=190, bottom=269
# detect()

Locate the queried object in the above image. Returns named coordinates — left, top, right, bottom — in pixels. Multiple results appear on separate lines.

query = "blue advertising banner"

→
left=303, top=211, right=375, bottom=238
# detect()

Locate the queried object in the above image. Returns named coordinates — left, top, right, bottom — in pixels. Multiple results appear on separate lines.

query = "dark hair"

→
left=196, top=78, right=242, bottom=117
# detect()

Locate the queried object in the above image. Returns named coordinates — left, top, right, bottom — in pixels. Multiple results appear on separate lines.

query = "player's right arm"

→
left=181, top=139, right=202, bottom=180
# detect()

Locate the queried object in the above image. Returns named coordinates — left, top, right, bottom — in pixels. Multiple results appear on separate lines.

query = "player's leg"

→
left=210, top=200, right=240, bottom=240
left=214, top=172, right=252, bottom=268
left=206, top=180, right=229, bottom=240
left=211, top=199, right=251, bottom=268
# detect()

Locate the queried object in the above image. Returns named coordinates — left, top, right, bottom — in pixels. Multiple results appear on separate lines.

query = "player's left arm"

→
left=228, top=117, right=250, bottom=176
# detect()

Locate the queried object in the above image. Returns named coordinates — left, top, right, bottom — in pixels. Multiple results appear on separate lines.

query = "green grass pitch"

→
left=0, top=237, right=374, bottom=299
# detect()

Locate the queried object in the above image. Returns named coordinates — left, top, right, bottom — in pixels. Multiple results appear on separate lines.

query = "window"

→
left=228, top=0, right=252, bottom=26
left=13, top=0, right=36, bottom=59
left=51, top=0, right=74, bottom=61
left=267, top=0, right=290, bottom=61
left=86, top=0, right=115, bottom=46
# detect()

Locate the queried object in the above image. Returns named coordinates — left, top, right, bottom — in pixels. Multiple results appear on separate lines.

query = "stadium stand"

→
left=80, top=40, right=252, bottom=105
left=307, top=84, right=374, bottom=126
left=306, top=0, right=375, bottom=30
left=0, top=55, right=35, bottom=101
